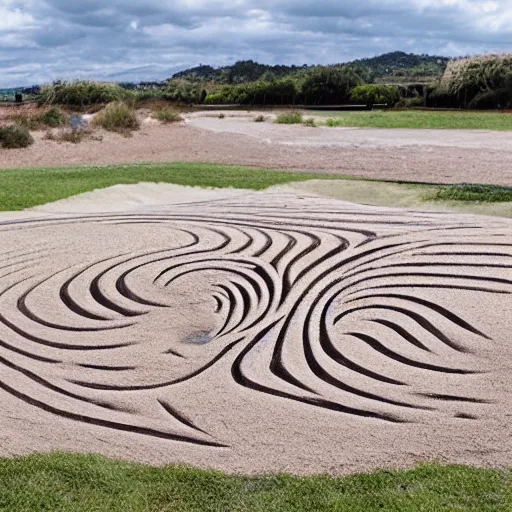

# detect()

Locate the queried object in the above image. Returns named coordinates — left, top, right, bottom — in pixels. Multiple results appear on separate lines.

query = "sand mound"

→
left=1, top=193, right=511, bottom=475
left=30, top=183, right=252, bottom=213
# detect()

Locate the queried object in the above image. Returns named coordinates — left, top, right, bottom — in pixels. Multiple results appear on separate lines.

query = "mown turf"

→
left=0, top=454, right=510, bottom=512
left=429, top=183, right=512, bottom=203
left=0, top=163, right=510, bottom=212
left=0, top=163, right=353, bottom=211
left=322, top=110, right=512, bottom=130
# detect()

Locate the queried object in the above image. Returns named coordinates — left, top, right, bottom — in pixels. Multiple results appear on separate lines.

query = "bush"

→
left=38, top=107, right=67, bottom=127
left=40, top=81, right=130, bottom=106
left=152, top=109, right=183, bottom=123
left=12, top=107, right=67, bottom=130
left=92, top=102, right=140, bottom=133
left=275, top=111, right=303, bottom=124
left=300, top=66, right=363, bottom=104
left=162, top=80, right=206, bottom=104
left=46, top=129, right=87, bottom=144
left=404, top=97, right=425, bottom=107
left=432, top=183, right=512, bottom=202
left=467, top=90, right=506, bottom=109
left=350, top=85, right=400, bottom=106
left=433, top=54, right=512, bottom=108
left=0, top=125, right=34, bottom=148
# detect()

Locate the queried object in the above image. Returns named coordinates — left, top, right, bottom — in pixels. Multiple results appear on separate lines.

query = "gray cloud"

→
left=0, top=0, right=511, bottom=87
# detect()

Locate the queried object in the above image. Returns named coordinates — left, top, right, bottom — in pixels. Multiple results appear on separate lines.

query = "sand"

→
left=1, top=110, right=512, bottom=186
left=1, top=187, right=511, bottom=475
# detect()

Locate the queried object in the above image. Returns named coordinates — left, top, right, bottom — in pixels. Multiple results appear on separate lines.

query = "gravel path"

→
left=0, top=111, right=511, bottom=186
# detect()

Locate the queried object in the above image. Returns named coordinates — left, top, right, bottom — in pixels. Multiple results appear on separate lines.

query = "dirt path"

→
left=1, top=112, right=511, bottom=186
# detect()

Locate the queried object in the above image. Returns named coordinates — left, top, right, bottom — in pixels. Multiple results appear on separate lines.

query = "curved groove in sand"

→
left=0, top=194, right=510, bottom=453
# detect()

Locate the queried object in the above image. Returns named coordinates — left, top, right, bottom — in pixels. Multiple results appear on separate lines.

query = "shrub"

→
left=275, top=111, right=303, bottom=124
left=302, top=117, right=316, bottom=127
left=300, top=66, right=363, bottom=105
left=404, top=97, right=425, bottom=107
left=152, top=109, right=183, bottom=123
left=350, top=85, right=400, bottom=106
left=59, top=129, right=86, bottom=144
left=40, top=81, right=130, bottom=106
left=433, top=53, right=512, bottom=108
left=0, top=125, right=34, bottom=148
left=38, top=107, right=67, bottom=127
left=92, top=102, right=140, bottom=133
left=432, top=183, right=512, bottom=202
left=162, top=80, right=205, bottom=104
left=254, top=115, right=267, bottom=122
left=12, top=107, right=67, bottom=130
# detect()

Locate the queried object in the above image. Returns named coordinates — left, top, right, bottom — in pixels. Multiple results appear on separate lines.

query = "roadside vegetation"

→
left=0, top=454, right=510, bottom=512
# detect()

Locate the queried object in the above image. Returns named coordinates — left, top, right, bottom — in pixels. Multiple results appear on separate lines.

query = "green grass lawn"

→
left=1, top=163, right=511, bottom=212
left=429, top=183, right=512, bottom=203
left=1, top=454, right=510, bottom=512
left=0, top=163, right=355, bottom=211
left=318, top=110, right=512, bottom=130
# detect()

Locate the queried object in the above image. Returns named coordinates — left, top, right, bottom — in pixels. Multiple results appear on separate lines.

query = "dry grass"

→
left=0, top=125, right=34, bottom=148
left=92, top=102, right=140, bottom=134
left=152, top=108, right=183, bottom=123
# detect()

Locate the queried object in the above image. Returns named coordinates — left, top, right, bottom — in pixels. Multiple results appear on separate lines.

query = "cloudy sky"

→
left=1, top=0, right=511, bottom=87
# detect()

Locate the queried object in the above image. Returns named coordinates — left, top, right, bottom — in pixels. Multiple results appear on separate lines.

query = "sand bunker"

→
left=1, top=193, right=511, bottom=475
left=30, top=182, right=251, bottom=213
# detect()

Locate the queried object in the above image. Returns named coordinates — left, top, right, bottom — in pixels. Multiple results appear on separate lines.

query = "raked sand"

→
left=0, top=185, right=511, bottom=475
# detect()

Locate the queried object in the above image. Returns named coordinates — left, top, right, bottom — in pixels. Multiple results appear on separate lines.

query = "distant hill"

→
left=346, top=51, right=449, bottom=83
left=171, top=52, right=449, bottom=84
left=172, top=60, right=307, bottom=84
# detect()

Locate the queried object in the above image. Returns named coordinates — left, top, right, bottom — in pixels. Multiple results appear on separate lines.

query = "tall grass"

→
left=275, top=111, right=303, bottom=124
left=92, top=102, right=140, bottom=133
left=434, top=53, right=512, bottom=108
left=152, top=108, right=183, bottom=123
left=40, top=81, right=130, bottom=107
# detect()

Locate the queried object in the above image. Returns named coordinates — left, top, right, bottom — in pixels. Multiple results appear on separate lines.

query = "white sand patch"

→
left=29, top=182, right=253, bottom=214
left=1, top=192, right=511, bottom=475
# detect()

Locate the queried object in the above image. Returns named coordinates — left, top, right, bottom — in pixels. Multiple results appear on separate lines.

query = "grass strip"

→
left=321, top=110, right=512, bottom=130
left=0, top=454, right=510, bottom=512
left=0, top=162, right=511, bottom=212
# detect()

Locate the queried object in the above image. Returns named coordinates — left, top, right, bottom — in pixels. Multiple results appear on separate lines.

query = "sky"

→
left=0, top=0, right=511, bottom=87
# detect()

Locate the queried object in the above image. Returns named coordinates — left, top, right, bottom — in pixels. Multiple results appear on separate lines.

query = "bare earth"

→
left=0, top=110, right=512, bottom=186
left=1, top=189, right=511, bottom=475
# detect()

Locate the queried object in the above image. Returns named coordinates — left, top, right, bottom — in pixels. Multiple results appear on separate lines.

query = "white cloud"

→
left=0, top=0, right=511, bottom=87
